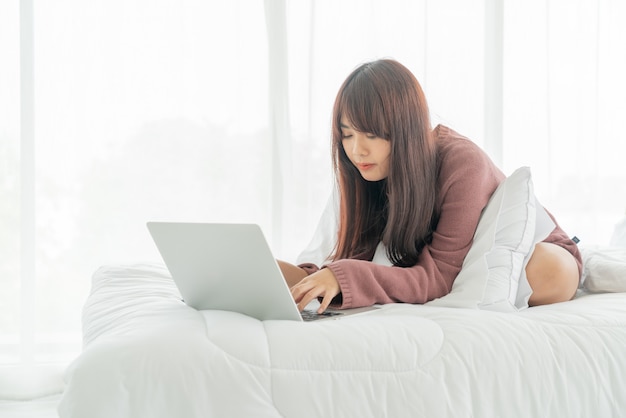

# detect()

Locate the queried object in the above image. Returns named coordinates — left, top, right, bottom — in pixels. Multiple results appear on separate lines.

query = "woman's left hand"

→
left=290, top=268, right=340, bottom=313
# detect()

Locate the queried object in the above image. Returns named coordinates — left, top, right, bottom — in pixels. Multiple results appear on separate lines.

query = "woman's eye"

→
left=342, top=134, right=353, bottom=139
left=366, top=134, right=377, bottom=139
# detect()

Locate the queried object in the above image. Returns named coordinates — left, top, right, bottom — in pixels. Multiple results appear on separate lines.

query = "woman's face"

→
left=340, top=117, right=391, bottom=182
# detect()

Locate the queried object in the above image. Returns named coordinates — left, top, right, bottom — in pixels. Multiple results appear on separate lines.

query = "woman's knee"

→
left=526, top=242, right=579, bottom=306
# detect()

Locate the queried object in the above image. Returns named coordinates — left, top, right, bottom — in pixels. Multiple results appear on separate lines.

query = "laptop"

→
left=147, top=222, right=379, bottom=322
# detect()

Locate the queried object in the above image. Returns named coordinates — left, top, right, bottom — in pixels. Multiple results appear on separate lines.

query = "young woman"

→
left=279, top=59, right=581, bottom=314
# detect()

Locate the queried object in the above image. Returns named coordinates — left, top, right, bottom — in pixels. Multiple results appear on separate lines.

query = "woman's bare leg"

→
left=525, top=242, right=579, bottom=306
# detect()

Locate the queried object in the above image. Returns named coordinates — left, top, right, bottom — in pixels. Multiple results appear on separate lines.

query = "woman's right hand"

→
left=289, top=268, right=341, bottom=314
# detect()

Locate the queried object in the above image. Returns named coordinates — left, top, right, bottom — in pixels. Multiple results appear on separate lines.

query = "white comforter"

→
left=59, top=263, right=626, bottom=418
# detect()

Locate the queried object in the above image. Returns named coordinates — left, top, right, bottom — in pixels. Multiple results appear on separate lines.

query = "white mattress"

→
left=58, top=263, right=626, bottom=417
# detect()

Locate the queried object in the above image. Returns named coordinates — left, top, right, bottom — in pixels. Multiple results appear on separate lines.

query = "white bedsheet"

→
left=58, top=263, right=626, bottom=417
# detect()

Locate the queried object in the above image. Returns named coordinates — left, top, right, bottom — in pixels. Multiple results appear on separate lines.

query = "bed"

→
left=58, top=168, right=626, bottom=417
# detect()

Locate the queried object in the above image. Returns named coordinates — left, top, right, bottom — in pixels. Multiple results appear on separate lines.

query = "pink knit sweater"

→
left=299, top=125, right=582, bottom=309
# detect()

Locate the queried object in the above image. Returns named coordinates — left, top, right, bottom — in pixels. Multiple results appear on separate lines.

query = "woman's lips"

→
left=357, top=163, right=375, bottom=171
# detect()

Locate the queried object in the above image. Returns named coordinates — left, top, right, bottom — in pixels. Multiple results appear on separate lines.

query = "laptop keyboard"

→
left=301, top=309, right=343, bottom=321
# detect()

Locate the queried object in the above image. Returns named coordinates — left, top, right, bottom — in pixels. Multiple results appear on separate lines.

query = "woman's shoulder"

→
left=433, top=124, right=505, bottom=189
left=434, top=125, right=495, bottom=167
left=434, top=125, right=482, bottom=154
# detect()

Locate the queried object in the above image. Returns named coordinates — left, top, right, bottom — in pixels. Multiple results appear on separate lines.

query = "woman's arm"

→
left=277, top=260, right=309, bottom=288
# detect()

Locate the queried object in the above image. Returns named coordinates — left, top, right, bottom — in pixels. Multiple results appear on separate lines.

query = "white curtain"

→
left=1, top=0, right=625, bottom=398
left=502, top=0, right=626, bottom=244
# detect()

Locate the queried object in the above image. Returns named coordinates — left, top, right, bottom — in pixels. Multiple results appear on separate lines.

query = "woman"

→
left=279, top=59, right=581, bottom=314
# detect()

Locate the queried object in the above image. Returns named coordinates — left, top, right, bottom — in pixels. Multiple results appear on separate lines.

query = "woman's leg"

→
left=525, top=242, right=580, bottom=306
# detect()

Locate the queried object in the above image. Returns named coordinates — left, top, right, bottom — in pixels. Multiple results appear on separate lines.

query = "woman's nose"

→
left=351, top=135, right=368, bottom=156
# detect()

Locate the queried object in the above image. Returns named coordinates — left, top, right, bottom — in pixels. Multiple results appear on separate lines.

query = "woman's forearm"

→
left=276, top=260, right=309, bottom=288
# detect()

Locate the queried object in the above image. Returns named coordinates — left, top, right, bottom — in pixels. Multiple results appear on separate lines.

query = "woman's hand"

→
left=290, top=268, right=340, bottom=313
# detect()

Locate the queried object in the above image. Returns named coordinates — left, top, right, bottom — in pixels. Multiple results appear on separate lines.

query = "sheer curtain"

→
left=502, top=0, right=626, bottom=245
left=4, top=0, right=276, bottom=396
left=2, top=0, right=625, bottom=399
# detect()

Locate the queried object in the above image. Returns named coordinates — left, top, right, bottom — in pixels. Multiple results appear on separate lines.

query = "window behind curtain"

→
left=502, top=0, right=626, bottom=245
left=0, top=0, right=21, bottom=364
left=2, top=0, right=272, bottom=366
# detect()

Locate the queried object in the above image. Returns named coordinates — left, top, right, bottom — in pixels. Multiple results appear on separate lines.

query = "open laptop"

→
left=147, top=222, right=379, bottom=322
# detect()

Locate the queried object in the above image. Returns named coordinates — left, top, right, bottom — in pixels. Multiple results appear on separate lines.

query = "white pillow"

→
left=427, top=167, right=554, bottom=312
left=296, top=186, right=339, bottom=267
left=579, top=246, right=626, bottom=293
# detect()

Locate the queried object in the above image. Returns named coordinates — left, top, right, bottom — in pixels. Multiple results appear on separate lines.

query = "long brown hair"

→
left=331, top=59, right=438, bottom=267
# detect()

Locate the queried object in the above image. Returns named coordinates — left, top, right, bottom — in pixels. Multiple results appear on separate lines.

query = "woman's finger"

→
left=296, top=287, right=323, bottom=312
left=290, top=278, right=315, bottom=303
left=318, top=292, right=335, bottom=313
left=290, top=268, right=341, bottom=312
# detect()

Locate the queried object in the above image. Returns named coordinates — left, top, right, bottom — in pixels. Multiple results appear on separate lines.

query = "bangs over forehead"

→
left=336, top=66, right=389, bottom=139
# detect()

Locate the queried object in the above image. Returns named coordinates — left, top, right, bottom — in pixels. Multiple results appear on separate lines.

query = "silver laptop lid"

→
left=147, top=222, right=303, bottom=321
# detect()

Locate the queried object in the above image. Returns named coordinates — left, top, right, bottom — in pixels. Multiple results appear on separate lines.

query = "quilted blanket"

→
left=58, top=263, right=626, bottom=417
